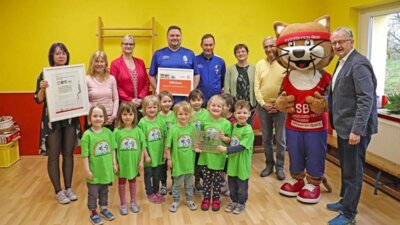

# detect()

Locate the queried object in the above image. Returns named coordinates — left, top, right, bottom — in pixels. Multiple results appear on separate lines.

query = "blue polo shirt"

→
left=196, top=53, right=226, bottom=103
left=150, top=47, right=199, bottom=104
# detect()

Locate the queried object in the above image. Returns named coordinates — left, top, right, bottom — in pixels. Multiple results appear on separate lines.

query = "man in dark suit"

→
left=327, top=27, right=378, bottom=225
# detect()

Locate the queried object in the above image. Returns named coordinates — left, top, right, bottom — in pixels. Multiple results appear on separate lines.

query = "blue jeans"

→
left=228, top=176, right=249, bottom=204
left=144, top=165, right=161, bottom=195
left=337, top=135, right=371, bottom=219
left=256, top=105, right=286, bottom=170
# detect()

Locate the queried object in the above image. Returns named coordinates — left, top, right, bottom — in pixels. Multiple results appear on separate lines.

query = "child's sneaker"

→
left=148, top=194, right=158, bottom=204
left=233, top=203, right=245, bottom=214
left=100, top=209, right=115, bottom=221
left=186, top=201, right=197, bottom=211
left=224, top=202, right=237, bottom=213
left=89, top=214, right=103, bottom=225
left=119, top=205, right=128, bottom=215
left=65, top=188, right=78, bottom=201
left=168, top=202, right=180, bottom=213
left=155, top=192, right=165, bottom=203
left=130, top=203, right=140, bottom=213
left=211, top=200, right=220, bottom=211
left=56, top=191, right=71, bottom=204
left=160, top=185, right=167, bottom=195
left=201, top=199, right=210, bottom=211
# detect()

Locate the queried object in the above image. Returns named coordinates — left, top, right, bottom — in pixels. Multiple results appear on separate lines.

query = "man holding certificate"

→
left=149, top=25, right=200, bottom=104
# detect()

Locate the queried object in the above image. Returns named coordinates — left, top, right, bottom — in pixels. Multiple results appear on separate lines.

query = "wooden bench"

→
left=327, top=134, right=400, bottom=199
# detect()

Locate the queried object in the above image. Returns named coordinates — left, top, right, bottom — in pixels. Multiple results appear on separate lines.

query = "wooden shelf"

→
left=96, top=16, right=157, bottom=54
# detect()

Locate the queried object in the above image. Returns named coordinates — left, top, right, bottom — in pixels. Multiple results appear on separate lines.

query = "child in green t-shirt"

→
left=216, top=100, right=255, bottom=215
left=198, top=95, right=232, bottom=212
left=82, top=104, right=118, bottom=225
left=165, top=101, right=199, bottom=212
left=157, top=91, right=176, bottom=195
left=138, top=95, right=166, bottom=204
left=114, top=102, right=147, bottom=215
left=189, top=89, right=208, bottom=191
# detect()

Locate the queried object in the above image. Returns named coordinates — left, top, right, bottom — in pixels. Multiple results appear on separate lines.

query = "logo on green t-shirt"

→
left=94, top=141, right=111, bottom=156
left=120, top=137, right=137, bottom=151
left=230, top=136, right=240, bottom=146
left=194, top=120, right=201, bottom=130
left=177, top=135, right=192, bottom=149
left=148, top=128, right=162, bottom=142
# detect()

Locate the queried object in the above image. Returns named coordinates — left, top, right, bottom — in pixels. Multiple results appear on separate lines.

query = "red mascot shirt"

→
left=282, top=71, right=331, bottom=131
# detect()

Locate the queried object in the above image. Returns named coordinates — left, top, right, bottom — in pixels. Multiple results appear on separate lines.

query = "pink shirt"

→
left=86, top=75, right=119, bottom=117
left=110, top=56, right=150, bottom=102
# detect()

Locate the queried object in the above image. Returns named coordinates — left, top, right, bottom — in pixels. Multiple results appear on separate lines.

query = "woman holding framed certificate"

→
left=110, top=35, right=150, bottom=118
left=34, top=43, right=82, bottom=204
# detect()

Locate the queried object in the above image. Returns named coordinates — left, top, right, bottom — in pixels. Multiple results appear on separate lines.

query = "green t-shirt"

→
left=81, top=128, right=116, bottom=184
left=138, top=117, right=165, bottom=167
left=227, top=124, right=255, bottom=180
left=157, top=111, right=176, bottom=132
left=197, top=114, right=232, bottom=170
left=191, top=108, right=208, bottom=131
left=166, top=123, right=196, bottom=177
left=114, top=127, right=147, bottom=179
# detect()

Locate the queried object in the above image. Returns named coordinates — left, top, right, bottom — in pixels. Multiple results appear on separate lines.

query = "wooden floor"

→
left=0, top=154, right=399, bottom=225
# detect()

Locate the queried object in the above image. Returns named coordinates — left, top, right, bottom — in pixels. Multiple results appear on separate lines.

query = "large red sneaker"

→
left=297, top=184, right=321, bottom=204
left=279, top=178, right=305, bottom=197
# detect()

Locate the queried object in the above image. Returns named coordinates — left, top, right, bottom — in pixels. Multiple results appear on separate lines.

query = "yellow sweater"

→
left=254, top=59, right=286, bottom=106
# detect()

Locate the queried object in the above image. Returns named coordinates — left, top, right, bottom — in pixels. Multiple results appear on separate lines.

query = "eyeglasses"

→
left=331, top=39, right=351, bottom=46
left=123, top=43, right=135, bottom=46
left=264, top=45, right=274, bottom=49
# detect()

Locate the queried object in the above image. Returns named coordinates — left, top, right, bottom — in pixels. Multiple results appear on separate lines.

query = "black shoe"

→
left=260, top=166, right=273, bottom=177
left=276, top=169, right=286, bottom=180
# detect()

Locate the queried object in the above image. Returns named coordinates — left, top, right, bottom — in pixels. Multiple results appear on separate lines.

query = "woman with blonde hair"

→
left=86, top=51, right=119, bottom=130
left=110, top=35, right=150, bottom=117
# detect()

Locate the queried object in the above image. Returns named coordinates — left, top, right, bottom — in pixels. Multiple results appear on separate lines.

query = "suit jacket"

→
left=328, top=50, right=378, bottom=139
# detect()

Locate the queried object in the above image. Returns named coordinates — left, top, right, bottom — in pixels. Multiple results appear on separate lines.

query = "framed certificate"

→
left=193, top=130, right=222, bottom=153
left=156, top=67, right=193, bottom=96
left=43, top=64, right=90, bottom=122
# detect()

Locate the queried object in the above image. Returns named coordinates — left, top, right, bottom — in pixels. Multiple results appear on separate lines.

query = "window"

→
left=359, top=3, right=400, bottom=97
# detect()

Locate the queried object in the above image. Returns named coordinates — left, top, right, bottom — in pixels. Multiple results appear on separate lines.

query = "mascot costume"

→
left=274, top=15, right=333, bottom=204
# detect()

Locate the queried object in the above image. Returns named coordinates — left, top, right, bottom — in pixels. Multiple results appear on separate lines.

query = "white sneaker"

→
left=65, top=188, right=78, bottom=201
left=56, top=191, right=71, bottom=204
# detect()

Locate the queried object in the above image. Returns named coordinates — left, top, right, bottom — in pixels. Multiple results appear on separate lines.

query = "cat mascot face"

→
left=274, top=15, right=333, bottom=114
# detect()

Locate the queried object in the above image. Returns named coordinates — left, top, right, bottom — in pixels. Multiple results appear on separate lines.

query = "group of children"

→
left=81, top=89, right=255, bottom=225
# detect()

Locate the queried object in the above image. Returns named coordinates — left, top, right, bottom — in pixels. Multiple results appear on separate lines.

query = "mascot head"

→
left=273, top=15, right=333, bottom=72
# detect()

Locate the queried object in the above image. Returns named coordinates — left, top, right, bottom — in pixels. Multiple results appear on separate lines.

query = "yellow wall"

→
left=0, top=0, right=397, bottom=92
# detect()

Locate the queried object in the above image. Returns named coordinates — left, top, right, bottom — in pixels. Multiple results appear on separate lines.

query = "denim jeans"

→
left=256, top=105, right=286, bottom=170
left=228, top=176, right=249, bottom=204
left=337, top=135, right=371, bottom=219
left=144, top=165, right=161, bottom=195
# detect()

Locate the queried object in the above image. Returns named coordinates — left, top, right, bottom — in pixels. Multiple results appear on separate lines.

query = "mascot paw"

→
left=276, top=91, right=295, bottom=113
left=305, top=92, right=328, bottom=114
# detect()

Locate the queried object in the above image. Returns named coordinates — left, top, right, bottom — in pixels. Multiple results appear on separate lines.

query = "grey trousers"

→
left=87, top=183, right=109, bottom=210
left=172, top=174, right=194, bottom=202
left=257, top=105, right=287, bottom=170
